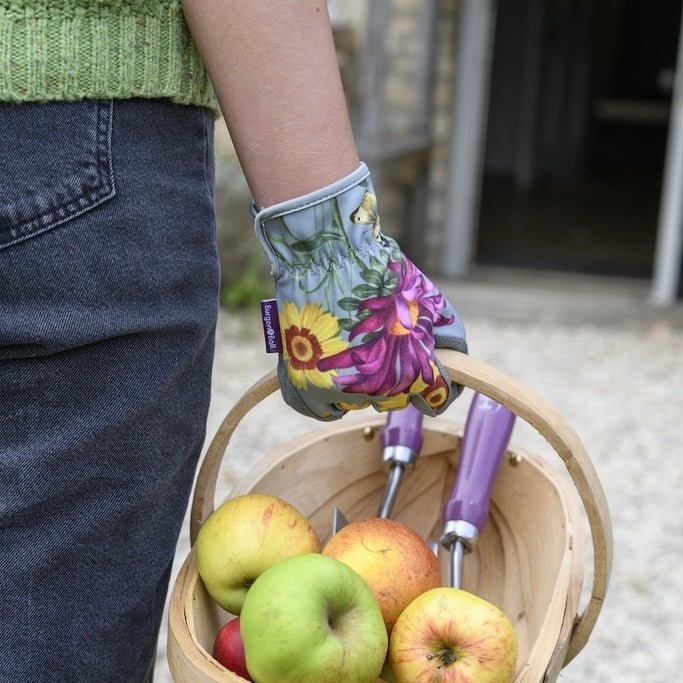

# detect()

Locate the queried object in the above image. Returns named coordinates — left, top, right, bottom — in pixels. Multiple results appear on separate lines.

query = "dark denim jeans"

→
left=0, top=99, right=220, bottom=682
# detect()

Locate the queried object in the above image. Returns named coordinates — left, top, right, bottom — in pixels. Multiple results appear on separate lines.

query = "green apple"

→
left=194, top=493, right=321, bottom=614
left=389, top=587, right=518, bottom=682
left=240, top=553, right=388, bottom=683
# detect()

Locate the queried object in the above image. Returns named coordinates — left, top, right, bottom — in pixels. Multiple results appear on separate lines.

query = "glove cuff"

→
left=252, top=162, right=371, bottom=277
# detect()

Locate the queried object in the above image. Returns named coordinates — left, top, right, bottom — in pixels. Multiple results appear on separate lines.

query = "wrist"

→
left=248, top=143, right=360, bottom=208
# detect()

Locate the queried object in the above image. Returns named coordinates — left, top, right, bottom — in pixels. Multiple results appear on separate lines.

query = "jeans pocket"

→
left=0, top=99, right=116, bottom=250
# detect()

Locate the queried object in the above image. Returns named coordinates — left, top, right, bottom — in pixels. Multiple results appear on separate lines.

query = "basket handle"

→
left=190, top=349, right=612, bottom=666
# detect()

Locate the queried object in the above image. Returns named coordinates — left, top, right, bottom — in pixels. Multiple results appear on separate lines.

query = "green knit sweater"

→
left=0, top=0, right=218, bottom=112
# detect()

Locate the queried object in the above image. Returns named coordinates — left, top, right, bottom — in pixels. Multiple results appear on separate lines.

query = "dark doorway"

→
left=476, top=0, right=682, bottom=278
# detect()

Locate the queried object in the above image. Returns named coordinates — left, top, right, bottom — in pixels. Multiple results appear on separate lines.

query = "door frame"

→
left=443, top=0, right=683, bottom=305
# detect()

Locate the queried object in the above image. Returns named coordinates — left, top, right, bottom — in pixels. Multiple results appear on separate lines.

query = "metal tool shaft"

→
left=377, top=463, right=405, bottom=518
left=449, top=541, right=466, bottom=589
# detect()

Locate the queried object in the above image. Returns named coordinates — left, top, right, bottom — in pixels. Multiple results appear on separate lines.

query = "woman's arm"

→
left=181, top=0, right=360, bottom=207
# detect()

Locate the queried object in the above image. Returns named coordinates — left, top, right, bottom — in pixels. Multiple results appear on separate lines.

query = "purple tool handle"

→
left=442, top=393, right=516, bottom=532
left=381, top=403, right=424, bottom=453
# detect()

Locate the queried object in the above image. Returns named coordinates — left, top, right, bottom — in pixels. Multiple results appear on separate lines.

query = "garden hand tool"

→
left=440, top=392, right=516, bottom=588
left=376, top=403, right=424, bottom=518
left=332, top=404, right=425, bottom=534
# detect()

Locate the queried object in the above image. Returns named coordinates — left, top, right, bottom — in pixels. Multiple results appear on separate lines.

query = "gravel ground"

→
left=156, top=294, right=683, bottom=683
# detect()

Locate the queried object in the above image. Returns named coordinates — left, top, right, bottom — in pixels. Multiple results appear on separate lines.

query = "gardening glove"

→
left=253, top=162, right=467, bottom=421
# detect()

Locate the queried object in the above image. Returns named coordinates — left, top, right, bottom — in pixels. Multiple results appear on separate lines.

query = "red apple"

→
left=322, top=517, right=441, bottom=633
left=389, top=587, right=518, bottom=682
left=212, top=617, right=252, bottom=681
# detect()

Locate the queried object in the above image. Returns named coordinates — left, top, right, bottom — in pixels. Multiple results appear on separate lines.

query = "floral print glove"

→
left=253, top=162, right=467, bottom=421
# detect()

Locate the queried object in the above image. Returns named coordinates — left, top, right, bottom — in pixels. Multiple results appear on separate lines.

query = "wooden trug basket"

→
left=167, top=350, right=612, bottom=683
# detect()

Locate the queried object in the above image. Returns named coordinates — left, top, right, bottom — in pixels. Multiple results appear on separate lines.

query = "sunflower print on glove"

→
left=279, top=301, right=348, bottom=390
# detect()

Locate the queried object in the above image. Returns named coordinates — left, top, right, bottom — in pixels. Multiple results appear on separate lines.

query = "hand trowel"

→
left=332, top=403, right=425, bottom=534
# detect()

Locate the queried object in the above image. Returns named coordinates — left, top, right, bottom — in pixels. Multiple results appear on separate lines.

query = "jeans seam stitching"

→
left=0, top=101, right=116, bottom=249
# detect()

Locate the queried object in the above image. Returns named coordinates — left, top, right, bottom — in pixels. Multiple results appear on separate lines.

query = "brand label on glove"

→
left=260, top=299, right=282, bottom=353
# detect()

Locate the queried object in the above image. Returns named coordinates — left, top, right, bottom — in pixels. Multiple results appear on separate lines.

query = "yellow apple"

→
left=322, top=517, right=441, bottom=633
left=195, top=493, right=321, bottom=614
left=389, top=587, right=518, bottom=683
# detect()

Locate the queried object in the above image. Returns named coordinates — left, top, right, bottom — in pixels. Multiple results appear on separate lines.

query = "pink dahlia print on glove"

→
left=318, top=259, right=455, bottom=406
